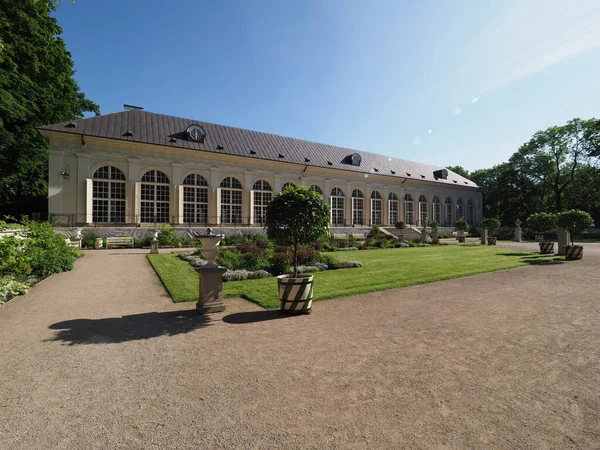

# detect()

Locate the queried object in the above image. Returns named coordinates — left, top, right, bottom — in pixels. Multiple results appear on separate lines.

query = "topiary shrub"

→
left=81, top=232, right=101, bottom=249
left=482, top=217, right=501, bottom=237
left=265, top=186, right=330, bottom=277
left=557, top=210, right=594, bottom=244
left=157, top=224, right=182, bottom=247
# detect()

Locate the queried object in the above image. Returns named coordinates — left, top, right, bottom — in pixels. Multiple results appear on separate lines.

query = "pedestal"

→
left=150, top=238, right=159, bottom=254
left=480, top=228, right=488, bottom=245
left=557, top=228, right=570, bottom=256
left=72, top=237, right=82, bottom=249
left=514, top=227, right=522, bottom=242
left=196, top=265, right=227, bottom=314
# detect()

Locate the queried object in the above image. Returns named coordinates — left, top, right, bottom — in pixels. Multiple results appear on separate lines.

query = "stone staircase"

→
left=383, top=226, right=422, bottom=240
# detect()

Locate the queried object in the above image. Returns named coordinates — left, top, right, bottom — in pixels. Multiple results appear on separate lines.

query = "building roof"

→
left=37, top=109, right=478, bottom=188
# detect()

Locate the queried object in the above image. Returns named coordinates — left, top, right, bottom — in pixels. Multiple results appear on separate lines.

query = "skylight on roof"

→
left=278, top=154, right=284, bottom=158
left=406, top=172, right=411, bottom=177
left=249, top=150, right=256, bottom=155
left=391, top=170, right=396, bottom=174
left=216, top=144, right=224, bottom=150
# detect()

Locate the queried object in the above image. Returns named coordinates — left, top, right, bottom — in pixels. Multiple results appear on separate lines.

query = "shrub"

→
left=469, top=227, right=481, bottom=237
left=497, top=226, right=514, bottom=240
left=455, top=218, right=469, bottom=233
left=23, top=221, right=79, bottom=276
left=216, top=248, right=245, bottom=270
left=557, top=210, right=595, bottom=244
left=430, top=221, right=440, bottom=237
left=482, top=217, right=501, bottom=236
left=337, top=261, right=362, bottom=269
left=0, top=235, right=32, bottom=278
left=221, top=233, right=251, bottom=246
left=319, top=253, right=340, bottom=269
left=368, top=225, right=385, bottom=238
left=296, top=245, right=320, bottom=265
left=81, top=233, right=101, bottom=249
left=269, top=249, right=291, bottom=275
left=0, top=275, right=30, bottom=304
left=437, top=232, right=454, bottom=238
left=395, top=221, right=406, bottom=230
left=157, top=224, right=182, bottom=247
left=296, top=265, right=321, bottom=273
left=222, top=270, right=272, bottom=282
left=527, top=212, right=558, bottom=235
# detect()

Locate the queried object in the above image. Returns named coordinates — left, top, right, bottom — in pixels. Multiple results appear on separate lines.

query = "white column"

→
left=85, top=178, right=93, bottom=224
left=215, top=188, right=222, bottom=225
left=175, top=185, right=184, bottom=225
left=249, top=190, right=255, bottom=225
left=134, top=182, right=141, bottom=225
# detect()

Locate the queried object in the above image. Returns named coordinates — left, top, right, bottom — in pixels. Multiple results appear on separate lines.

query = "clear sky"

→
left=53, top=0, right=600, bottom=172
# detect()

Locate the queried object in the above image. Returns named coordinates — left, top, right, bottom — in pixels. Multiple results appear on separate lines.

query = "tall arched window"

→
left=220, top=177, right=243, bottom=224
left=444, top=197, right=453, bottom=226
left=418, top=194, right=428, bottom=226
left=253, top=180, right=272, bottom=225
left=467, top=199, right=475, bottom=225
left=183, top=174, right=208, bottom=224
left=309, top=184, right=323, bottom=195
left=92, top=166, right=126, bottom=223
left=141, top=170, right=170, bottom=223
left=457, top=198, right=464, bottom=221
left=352, top=189, right=364, bottom=225
left=388, top=192, right=399, bottom=225
left=432, top=196, right=441, bottom=224
left=404, top=194, right=414, bottom=225
left=282, top=182, right=296, bottom=190
left=330, top=187, right=345, bottom=226
left=371, top=191, right=382, bottom=225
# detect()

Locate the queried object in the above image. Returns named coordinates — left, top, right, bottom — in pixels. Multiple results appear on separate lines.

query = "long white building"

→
left=38, top=107, right=482, bottom=230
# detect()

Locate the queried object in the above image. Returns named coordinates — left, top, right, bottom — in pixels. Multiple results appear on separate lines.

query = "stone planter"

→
left=487, top=237, right=497, bottom=245
left=539, top=242, right=554, bottom=254
left=564, top=245, right=583, bottom=260
left=277, top=274, right=314, bottom=314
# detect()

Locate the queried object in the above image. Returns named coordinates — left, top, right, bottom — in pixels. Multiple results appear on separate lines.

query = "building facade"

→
left=38, top=108, right=482, bottom=229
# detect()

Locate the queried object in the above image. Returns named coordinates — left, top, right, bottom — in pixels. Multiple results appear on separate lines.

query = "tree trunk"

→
left=293, top=243, right=298, bottom=277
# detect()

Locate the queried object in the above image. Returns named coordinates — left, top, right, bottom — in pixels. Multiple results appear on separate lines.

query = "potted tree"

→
left=526, top=212, right=557, bottom=254
left=265, top=185, right=330, bottom=314
left=482, top=217, right=501, bottom=245
left=394, top=221, right=406, bottom=241
left=455, top=218, right=468, bottom=243
left=557, top=210, right=594, bottom=260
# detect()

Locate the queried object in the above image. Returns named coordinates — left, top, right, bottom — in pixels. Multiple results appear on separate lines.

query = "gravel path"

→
left=1, top=243, right=599, bottom=449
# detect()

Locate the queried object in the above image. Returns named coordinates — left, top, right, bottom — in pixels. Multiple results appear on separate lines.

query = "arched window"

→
left=141, top=170, right=170, bottom=223
left=432, top=196, right=441, bottom=224
left=418, top=194, right=428, bottom=227
left=404, top=194, right=414, bottom=225
left=183, top=174, right=208, bottom=224
left=92, top=166, right=126, bottom=223
left=352, top=189, right=364, bottom=225
left=253, top=180, right=272, bottom=225
left=309, top=184, right=323, bottom=195
left=220, top=177, right=243, bottom=224
left=330, top=187, right=345, bottom=226
left=282, top=182, right=296, bottom=190
left=371, top=191, right=382, bottom=225
left=467, top=199, right=475, bottom=225
left=444, top=197, right=453, bottom=226
left=388, top=192, right=399, bottom=225
left=457, top=198, right=464, bottom=222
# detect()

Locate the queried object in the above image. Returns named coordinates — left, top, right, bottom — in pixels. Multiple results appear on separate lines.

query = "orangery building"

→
left=37, top=106, right=482, bottom=231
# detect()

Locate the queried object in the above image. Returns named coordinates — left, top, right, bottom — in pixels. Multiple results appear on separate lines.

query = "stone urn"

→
left=196, top=228, right=227, bottom=314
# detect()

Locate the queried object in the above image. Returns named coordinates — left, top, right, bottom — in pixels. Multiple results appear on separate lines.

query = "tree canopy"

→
left=0, top=0, right=99, bottom=215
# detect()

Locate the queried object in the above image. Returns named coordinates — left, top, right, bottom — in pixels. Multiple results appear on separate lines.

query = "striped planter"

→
left=487, top=237, right=497, bottom=245
left=539, top=242, right=554, bottom=254
left=458, top=236, right=466, bottom=243
left=565, top=245, right=583, bottom=260
left=535, top=234, right=544, bottom=242
left=277, top=274, right=314, bottom=314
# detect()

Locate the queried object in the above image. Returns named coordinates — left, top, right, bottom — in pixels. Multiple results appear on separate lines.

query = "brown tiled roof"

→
left=37, top=109, right=478, bottom=188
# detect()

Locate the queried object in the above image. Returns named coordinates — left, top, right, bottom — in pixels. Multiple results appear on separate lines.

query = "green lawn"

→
left=147, top=245, right=556, bottom=309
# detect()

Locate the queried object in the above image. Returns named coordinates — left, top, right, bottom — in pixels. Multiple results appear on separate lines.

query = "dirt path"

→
left=1, top=244, right=599, bottom=449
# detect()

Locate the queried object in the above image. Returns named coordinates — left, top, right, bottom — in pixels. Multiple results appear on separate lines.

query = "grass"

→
left=147, top=245, right=557, bottom=309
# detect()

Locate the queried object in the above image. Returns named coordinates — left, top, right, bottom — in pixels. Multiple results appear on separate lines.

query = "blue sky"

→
left=54, top=0, right=600, bottom=172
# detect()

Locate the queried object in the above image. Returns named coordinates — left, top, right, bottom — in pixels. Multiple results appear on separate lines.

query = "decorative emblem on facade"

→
left=186, top=124, right=206, bottom=142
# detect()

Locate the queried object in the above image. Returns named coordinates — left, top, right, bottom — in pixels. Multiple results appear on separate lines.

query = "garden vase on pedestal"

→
left=196, top=228, right=226, bottom=314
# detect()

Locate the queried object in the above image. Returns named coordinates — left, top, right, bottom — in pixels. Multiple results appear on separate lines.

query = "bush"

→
left=157, top=224, right=182, bottom=247
left=337, top=261, right=362, bottom=269
left=0, top=275, right=30, bottom=304
left=527, top=212, right=558, bottom=234
left=81, top=232, right=101, bottom=249
left=469, top=227, right=481, bottom=237
left=222, top=270, right=272, bottom=282
left=0, top=235, right=32, bottom=278
left=368, top=225, right=385, bottom=239
left=437, top=232, right=454, bottom=238
left=216, top=248, right=245, bottom=270
left=24, top=221, right=79, bottom=276
left=221, top=233, right=251, bottom=246
left=430, top=221, right=440, bottom=237
left=455, top=218, right=469, bottom=232
left=431, top=237, right=440, bottom=245
left=269, top=248, right=291, bottom=275
left=319, top=253, right=340, bottom=269
left=557, top=210, right=595, bottom=244
left=482, top=217, right=501, bottom=236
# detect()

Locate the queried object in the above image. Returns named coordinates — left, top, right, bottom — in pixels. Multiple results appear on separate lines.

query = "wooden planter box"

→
left=539, top=242, right=554, bottom=254
left=277, top=274, right=314, bottom=314
left=487, top=237, right=497, bottom=245
left=564, top=245, right=583, bottom=260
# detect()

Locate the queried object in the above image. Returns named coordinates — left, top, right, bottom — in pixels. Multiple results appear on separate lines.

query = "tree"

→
left=446, top=165, right=470, bottom=179
left=265, top=185, right=330, bottom=277
left=512, top=118, right=598, bottom=212
left=482, top=217, right=501, bottom=236
left=526, top=212, right=557, bottom=235
left=557, top=210, right=594, bottom=245
left=0, top=0, right=99, bottom=216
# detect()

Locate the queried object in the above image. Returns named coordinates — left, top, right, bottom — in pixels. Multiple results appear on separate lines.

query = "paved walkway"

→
left=1, top=243, right=599, bottom=449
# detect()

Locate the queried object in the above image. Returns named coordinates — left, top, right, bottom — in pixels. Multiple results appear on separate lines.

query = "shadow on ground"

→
left=47, top=310, right=211, bottom=345
left=498, top=252, right=564, bottom=265
left=223, top=310, right=296, bottom=324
